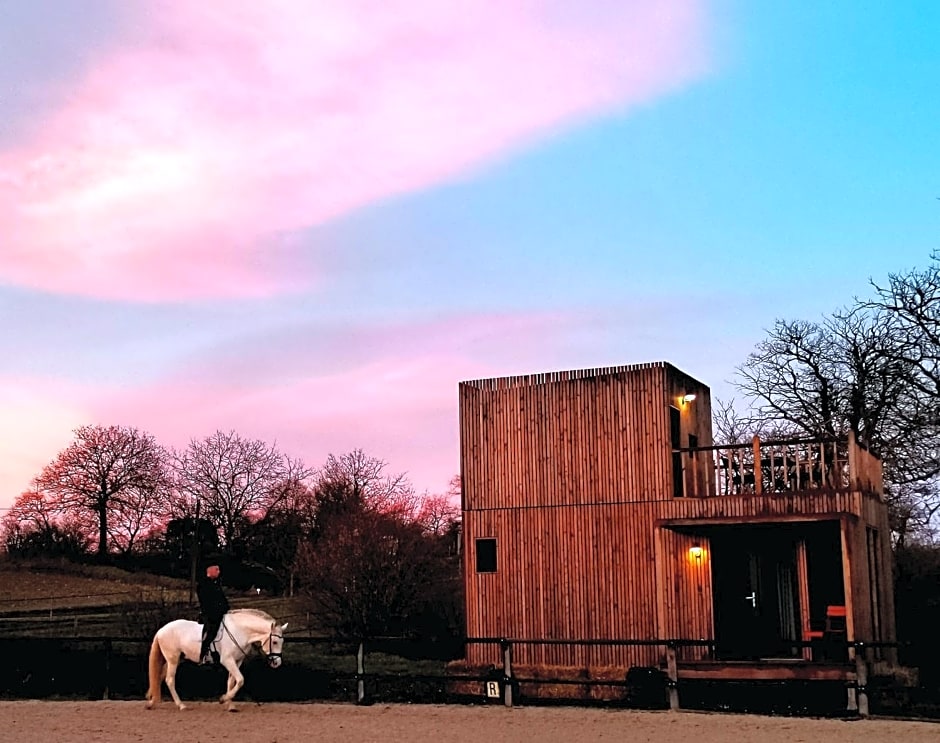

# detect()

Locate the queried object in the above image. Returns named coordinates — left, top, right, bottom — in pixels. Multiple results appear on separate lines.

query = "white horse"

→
left=145, top=608, right=288, bottom=711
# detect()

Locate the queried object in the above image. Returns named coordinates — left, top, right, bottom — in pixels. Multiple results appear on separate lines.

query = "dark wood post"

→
left=357, top=641, right=366, bottom=704
left=666, top=641, right=680, bottom=711
left=855, top=642, right=870, bottom=717
left=103, top=638, right=112, bottom=700
left=501, top=639, right=514, bottom=708
left=752, top=436, right=762, bottom=494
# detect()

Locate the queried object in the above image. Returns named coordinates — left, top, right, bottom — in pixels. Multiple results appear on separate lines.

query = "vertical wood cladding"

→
left=459, top=362, right=894, bottom=672
left=460, top=363, right=711, bottom=510
left=460, top=363, right=713, bottom=669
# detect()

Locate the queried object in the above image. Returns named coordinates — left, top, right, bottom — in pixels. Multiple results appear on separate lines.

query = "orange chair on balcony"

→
left=803, top=605, right=847, bottom=643
left=825, top=605, right=847, bottom=635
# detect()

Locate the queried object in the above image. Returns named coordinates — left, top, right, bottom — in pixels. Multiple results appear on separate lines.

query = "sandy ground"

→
left=0, top=701, right=935, bottom=743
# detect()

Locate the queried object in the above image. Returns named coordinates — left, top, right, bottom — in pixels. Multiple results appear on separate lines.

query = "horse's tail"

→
left=145, top=635, right=165, bottom=708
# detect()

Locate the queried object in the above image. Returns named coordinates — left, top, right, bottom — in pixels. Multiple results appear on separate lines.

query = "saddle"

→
left=200, top=621, right=224, bottom=665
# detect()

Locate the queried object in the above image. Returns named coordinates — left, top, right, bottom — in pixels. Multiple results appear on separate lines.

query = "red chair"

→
left=803, top=605, right=846, bottom=642
left=825, top=605, right=847, bottom=635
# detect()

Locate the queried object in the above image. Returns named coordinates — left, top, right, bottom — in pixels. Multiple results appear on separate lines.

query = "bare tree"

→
left=869, top=252, right=940, bottom=399
left=735, top=318, right=846, bottom=440
left=296, top=498, right=460, bottom=639
left=712, top=398, right=762, bottom=445
left=175, top=430, right=295, bottom=550
left=317, top=449, right=418, bottom=519
left=731, top=288, right=940, bottom=544
left=416, top=494, right=460, bottom=537
left=243, top=473, right=318, bottom=595
left=32, top=425, right=170, bottom=556
left=2, top=484, right=64, bottom=538
left=293, top=456, right=464, bottom=638
left=106, top=481, right=174, bottom=555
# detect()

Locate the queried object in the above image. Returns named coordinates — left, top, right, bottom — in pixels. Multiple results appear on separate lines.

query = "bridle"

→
left=264, top=627, right=285, bottom=664
left=218, top=617, right=285, bottom=666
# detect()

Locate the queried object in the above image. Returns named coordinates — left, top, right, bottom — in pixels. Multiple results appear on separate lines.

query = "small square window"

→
left=476, top=538, right=497, bottom=573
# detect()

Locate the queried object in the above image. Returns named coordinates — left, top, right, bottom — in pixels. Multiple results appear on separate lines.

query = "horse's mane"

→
left=229, top=608, right=277, bottom=623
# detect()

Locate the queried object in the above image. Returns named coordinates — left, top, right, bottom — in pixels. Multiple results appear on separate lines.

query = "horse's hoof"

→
left=178, top=704, right=188, bottom=711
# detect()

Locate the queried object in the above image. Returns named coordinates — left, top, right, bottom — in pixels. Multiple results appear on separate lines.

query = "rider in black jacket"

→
left=197, top=564, right=230, bottom=664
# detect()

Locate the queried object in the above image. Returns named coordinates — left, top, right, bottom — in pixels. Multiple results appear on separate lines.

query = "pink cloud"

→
left=90, top=309, right=575, bottom=491
left=0, top=308, right=576, bottom=509
left=69, top=354, right=489, bottom=505
left=0, top=294, right=752, bottom=510
left=0, top=0, right=709, bottom=301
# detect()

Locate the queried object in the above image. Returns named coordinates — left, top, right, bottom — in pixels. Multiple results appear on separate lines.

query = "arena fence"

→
left=463, top=637, right=910, bottom=717
left=0, top=635, right=930, bottom=719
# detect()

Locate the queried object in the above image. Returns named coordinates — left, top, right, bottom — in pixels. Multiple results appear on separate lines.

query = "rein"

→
left=220, top=619, right=252, bottom=662
left=220, top=618, right=283, bottom=663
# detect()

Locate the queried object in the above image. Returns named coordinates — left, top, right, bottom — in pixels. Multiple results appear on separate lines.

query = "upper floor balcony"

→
left=676, top=431, right=884, bottom=499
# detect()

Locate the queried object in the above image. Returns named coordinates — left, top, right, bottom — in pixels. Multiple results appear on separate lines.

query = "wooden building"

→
left=459, top=362, right=895, bottom=687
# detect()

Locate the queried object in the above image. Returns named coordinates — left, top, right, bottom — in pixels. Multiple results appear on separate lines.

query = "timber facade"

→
left=459, top=362, right=896, bottom=685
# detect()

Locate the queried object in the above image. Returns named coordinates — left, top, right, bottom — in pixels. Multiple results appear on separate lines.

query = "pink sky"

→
left=0, top=1, right=707, bottom=301
left=0, top=1, right=711, bottom=509
left=4, top=2, right=934, bottom=518
left=2, top=306, right=606, bottom=504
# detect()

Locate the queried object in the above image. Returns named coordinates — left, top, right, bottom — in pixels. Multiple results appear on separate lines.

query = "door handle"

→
left=745, top=592, right=757, bottom=608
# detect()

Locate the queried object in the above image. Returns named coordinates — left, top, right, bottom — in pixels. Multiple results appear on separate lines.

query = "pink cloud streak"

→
left=0, top=307, right=580, bottom=508
left=0, top=0, right=709, bottom=301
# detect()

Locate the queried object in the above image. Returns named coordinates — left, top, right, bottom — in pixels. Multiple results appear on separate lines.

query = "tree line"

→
left=720, top=252, right=940, bottom=547
left=1, top=430, right=462, bottom=639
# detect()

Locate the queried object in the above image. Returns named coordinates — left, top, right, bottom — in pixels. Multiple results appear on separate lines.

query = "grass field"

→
left=0, top=559, right=188, bottom=608
left=0, top=558, right=316, bottom=638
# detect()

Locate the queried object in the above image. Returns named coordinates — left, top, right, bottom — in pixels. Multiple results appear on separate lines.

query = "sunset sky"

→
left=1, top=1, right=938, bottom=510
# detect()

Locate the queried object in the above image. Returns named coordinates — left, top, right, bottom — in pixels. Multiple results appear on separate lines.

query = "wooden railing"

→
left=677, top=431, right=884, bottom=498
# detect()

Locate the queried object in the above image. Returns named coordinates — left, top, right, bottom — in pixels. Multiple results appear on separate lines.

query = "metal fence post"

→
left=501, top=639, right=514, bottom=708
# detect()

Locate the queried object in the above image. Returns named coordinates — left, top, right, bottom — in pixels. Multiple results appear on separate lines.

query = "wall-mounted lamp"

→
left=682, top=394, right=697, bottom=404
left=689, top=545, right=704, bottom=561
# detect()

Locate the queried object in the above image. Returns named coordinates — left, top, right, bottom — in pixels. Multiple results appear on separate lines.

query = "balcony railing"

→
left=676, top=431, right=883, bottom=498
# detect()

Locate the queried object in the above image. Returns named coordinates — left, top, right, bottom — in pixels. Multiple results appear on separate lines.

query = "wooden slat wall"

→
left=460, top=363, right=711, bottom=510
left=462, top=493, right=891, bottom=669
left=654, top=490, right=865, bottom=522
left=854, top=491, right=897, bottom=651
left=459, top=362, right=894, bottom=672
left=463, top=512, right=717, bottom=668
left=656, top=528, right=714, bottom=659
left=464, top=504, right=663, bottom=669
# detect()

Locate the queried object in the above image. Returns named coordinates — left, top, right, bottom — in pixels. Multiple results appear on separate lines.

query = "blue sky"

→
left=1, top=1, right=938, bottom=508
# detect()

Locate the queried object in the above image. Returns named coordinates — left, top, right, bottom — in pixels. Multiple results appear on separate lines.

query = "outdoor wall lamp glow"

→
left=689, top=545, right=704, bottom=561
left=682, top=394, right=697, bottom=404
